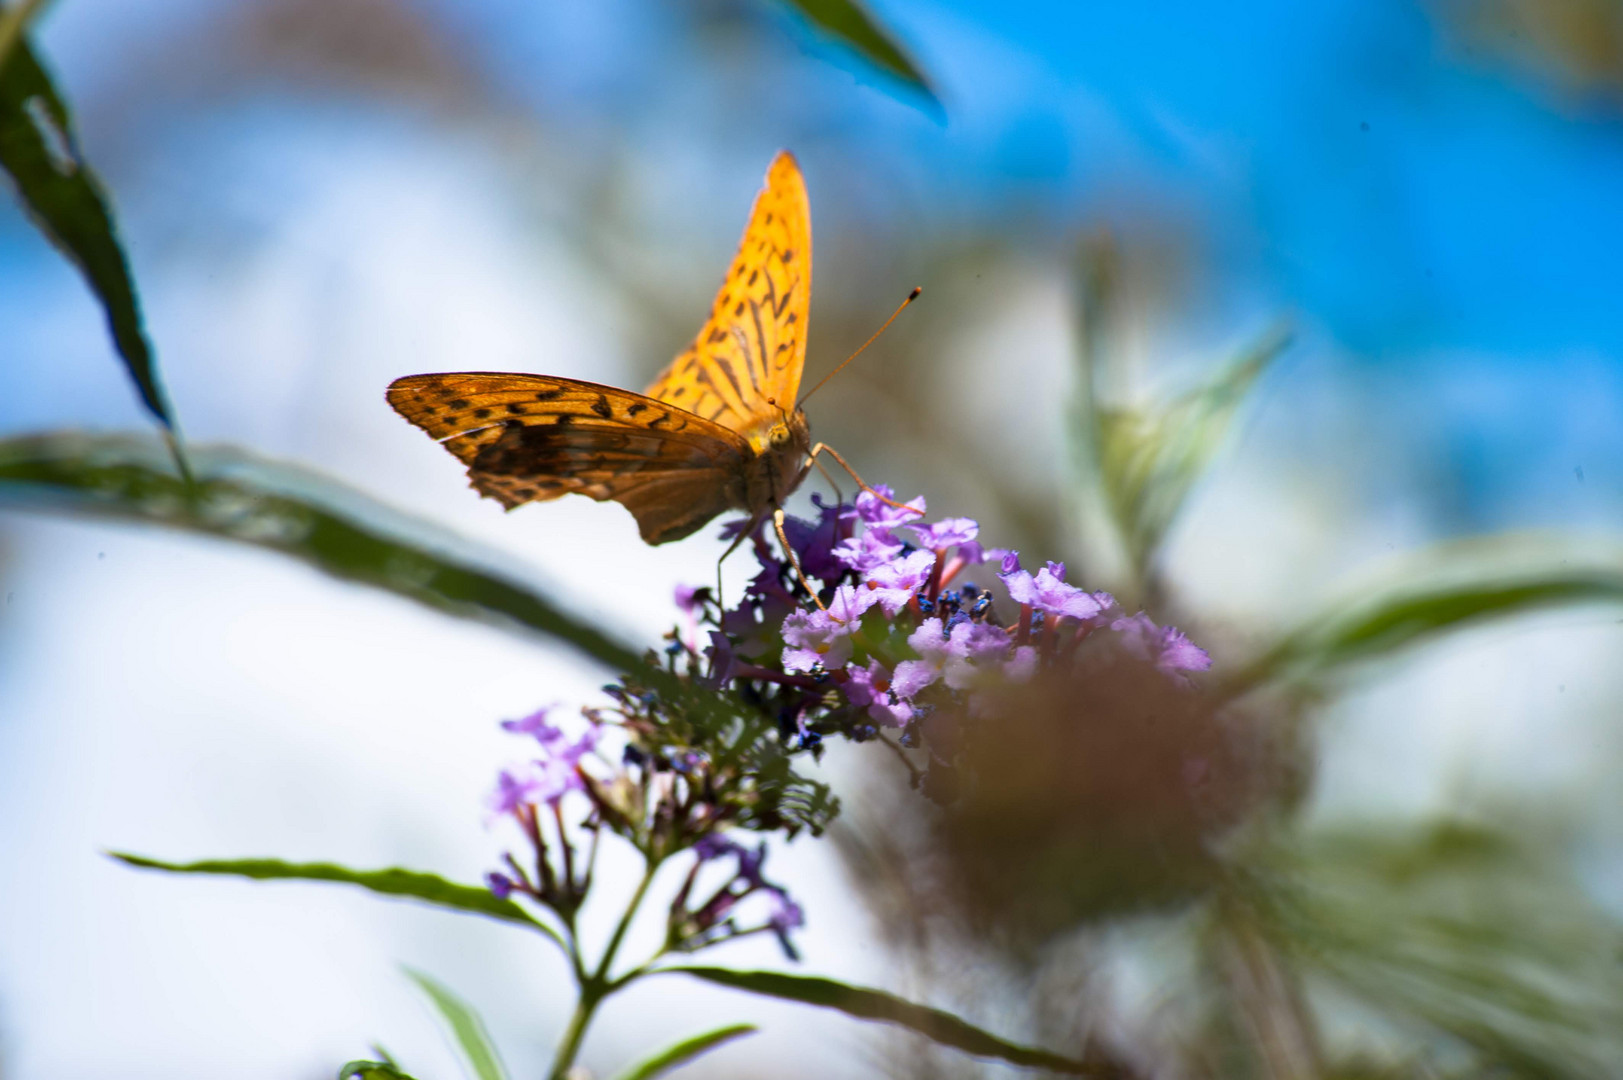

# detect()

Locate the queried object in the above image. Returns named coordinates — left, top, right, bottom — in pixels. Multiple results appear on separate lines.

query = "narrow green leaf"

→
left=612, top=1023, right=757, bottom=1080
left=1084, top=325, right=1289, bottom=588
left=0, top=432, right=647, bottom=675
left=663, top=967, right=1098, bottom=1074
left=337, top=1062, right=418, bottom=1080
left=0, top=36, right=187, bottom=468
left=109, top=852, right=564, bottom=949
left=1227, top=566, right=1623, bottom=696
left=404, top=968, right=509, bottom=1080
left=774, top=0, right=940, bottom=113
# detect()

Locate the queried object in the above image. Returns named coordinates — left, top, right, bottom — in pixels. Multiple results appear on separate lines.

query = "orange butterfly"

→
left=388, top=152, right=912, bottom=561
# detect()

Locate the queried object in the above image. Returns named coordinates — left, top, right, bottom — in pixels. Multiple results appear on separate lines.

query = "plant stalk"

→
left=544, top=857, right=663, bottom=1079
left=546, top=987, right=600, bottom=1080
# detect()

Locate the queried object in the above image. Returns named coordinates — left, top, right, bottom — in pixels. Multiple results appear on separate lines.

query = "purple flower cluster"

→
left=481, top=478, right=1208, bottom=962
left=484, top=694, right=810, bottom=958
left=695, top=484, right=1210, bottom=793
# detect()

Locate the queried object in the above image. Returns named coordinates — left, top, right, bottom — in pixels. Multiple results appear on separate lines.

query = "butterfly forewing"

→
left=387, top=372, right=750, bottom=542
left=645, top=151, right=811, bottom=436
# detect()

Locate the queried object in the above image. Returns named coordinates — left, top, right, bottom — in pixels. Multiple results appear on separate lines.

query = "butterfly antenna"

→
left=796, top=287, right=921, bottom=409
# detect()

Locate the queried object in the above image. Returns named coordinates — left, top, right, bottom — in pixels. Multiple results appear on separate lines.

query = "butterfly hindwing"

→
left=645, top=151, right=811, bottom=436
left=387, top=372, right=750, bottom=542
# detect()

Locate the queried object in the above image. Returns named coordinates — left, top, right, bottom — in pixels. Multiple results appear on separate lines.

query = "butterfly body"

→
left=388, top=152, right=815, bottom=545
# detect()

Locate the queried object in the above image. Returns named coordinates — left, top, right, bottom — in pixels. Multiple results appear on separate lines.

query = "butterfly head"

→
left=744, top=400, right=812, bottom=507
left=749, top=397, right=809, bottom=456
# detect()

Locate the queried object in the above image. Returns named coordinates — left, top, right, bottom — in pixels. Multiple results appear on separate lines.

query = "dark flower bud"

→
left=486, top=872, right=515, bottom=900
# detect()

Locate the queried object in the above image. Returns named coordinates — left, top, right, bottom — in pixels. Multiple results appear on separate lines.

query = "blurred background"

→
left=2, top=0, right=1623, bottom=1076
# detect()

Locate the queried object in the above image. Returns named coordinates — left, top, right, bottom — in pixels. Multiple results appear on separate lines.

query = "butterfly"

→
left=388, top=151, right=820, bottom=547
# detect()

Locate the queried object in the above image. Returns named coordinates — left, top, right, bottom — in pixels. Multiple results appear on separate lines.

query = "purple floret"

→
left=834, top=529, right=906, bottom=575
left=864, top=549, right=936, bottom=615
left=854, top=484, right=926, bottom=529
left=500, top=705, right=562, bottom=741
left=844, top=659, right=914, bottom=726
left=1000, top=559, right=1105, bottom=621
left=908, top=516, right=979, bottom=552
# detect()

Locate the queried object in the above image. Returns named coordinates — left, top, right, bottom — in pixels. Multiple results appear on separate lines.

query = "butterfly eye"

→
left=770, top=424, right=792, bottom=447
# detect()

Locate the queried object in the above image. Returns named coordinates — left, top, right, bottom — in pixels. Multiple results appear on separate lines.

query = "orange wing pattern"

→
left=387, top=372, right=751, bottom=543
left=645, top=151, right=811, bottom=436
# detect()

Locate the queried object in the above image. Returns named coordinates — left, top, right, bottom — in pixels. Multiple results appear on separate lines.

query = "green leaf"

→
left=337, top=1062, right=419, bottom=1080
left=611, top=1023, right=757, bottom=1080
left=0, top=432, right=646, bottom=675
left=404, top=968, right=510, bottom=1080
left=773, top=0, right=940, bottom=114
left=109, top=852, right=564, bottom=950
left=0, top=35, right=187, bottom=470
left=1227, top=563, right=1623, bottom=696
left=663, top=967, right=1099, bottom=1074
left=1081, top=324, right=1290, bottom=590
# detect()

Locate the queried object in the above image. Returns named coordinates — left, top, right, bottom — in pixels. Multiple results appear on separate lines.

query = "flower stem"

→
left=546, top=988, right=600, bottom=1080
left=544, top=858, right=663, bottom=1080
left=595, top=857, right=661, bottom=983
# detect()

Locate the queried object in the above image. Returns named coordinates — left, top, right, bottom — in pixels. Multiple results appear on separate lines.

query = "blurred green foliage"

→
left=827, top=236, right=1623, bottom=1079
left=609, top=1023, right=757, bottom=1080
left=1432, top=0, right=1623, bottom=101
left=1229, top=562, right=1623, bottom=697
left=404, top=969, right=511, bottom=1080
left=1077, top=322, right=1290, bottom=605
left=663, top=967, right=1101, bottom=1074
left=0, top=27, right=187, bottom=472
left=0, top=432, right=644, bottom=673
left=773, top=0, right=939, bottom=112
left=338, top=1061, right=419, bottom=1080
left=1242, top=820, right=1623, bottom=1077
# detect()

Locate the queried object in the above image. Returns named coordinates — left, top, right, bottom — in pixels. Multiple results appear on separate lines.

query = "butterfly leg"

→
left=715, top=508, right=769, bottom=608
left=805, top=443, right=927, bottom=519
left=773, top=506, right=826, bottom=610
left=813, top=456, right=845, bottom=505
